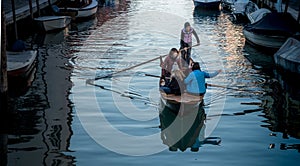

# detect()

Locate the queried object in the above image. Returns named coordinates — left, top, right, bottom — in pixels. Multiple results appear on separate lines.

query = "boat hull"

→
left=193, top=0, right=221, bottom=9
left=7, top=50, right=37, bottom=78
left=34, top=16, right=71, bottom=32
left=58, top=0, right=98, bottom=19
left=274, top=38, right=300, bottom=74
left=243, top=28, right=287, bottom=50
left=77, top=0, right=98, bottom=18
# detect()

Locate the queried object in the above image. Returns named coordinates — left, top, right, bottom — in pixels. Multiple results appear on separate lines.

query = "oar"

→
left=206, top=83, right=254, bottom=92
left=144, top=74, right=254, bottom=92
left=86, top=44, right=200, bottom=84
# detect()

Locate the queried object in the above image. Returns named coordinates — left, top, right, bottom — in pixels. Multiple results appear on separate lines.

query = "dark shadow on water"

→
left=261, top=70, right=300, bottom=139
left=242, top=42, right=275, bottom=73
left=193, top=7, right=221, bottom=18
left=3, top=26, right=77, bottom=165
left=159, top=99, right=221, bottom=152
left=242, top=40, right=300, bottom=152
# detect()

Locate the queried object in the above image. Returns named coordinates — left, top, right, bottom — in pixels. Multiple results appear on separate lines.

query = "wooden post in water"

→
left=1, top=9, right=8, bottom=112
left=36, top=0, right=40, bottom=17
left=0, top=11, right=8, bottom=164
left=297, top=5, right=300, bottom=23
left=0, top=134, right=8, bottom=166
left=284, top=0, right=289, bottom=13
left=29, top=0, right=34, bottom=19
left=11, top=0, right=18, bottom=40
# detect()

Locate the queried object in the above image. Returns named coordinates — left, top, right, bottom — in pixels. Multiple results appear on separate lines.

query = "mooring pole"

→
left=0, top=134, right=8, bottom=166
left=36, top=0, right=40, bottom=17
left=0, top=11, right=8, bottom=166
left=11, top=0, right=18, bottom=40
left=29, top=0, right=34, bottom=19
left=284, top=0, right=289, bottom=13
left=1, top=9, right=8, bottom=112
left=297, top=5, right=300, bottom=23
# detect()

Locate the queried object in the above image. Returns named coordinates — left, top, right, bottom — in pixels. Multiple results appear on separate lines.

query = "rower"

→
left=160, top=48, right=186, bottom=95
left=180, top=22, right=200, bottom=65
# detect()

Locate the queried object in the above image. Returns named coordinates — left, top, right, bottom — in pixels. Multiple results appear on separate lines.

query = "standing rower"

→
left=180, top=22, right=200, bottom=66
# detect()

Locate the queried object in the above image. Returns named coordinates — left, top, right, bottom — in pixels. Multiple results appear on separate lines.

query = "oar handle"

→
left=87, top=44, right=200, bottom=83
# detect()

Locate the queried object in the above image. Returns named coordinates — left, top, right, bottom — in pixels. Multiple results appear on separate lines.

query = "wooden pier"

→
left=5, top=0, right=58, bottom=25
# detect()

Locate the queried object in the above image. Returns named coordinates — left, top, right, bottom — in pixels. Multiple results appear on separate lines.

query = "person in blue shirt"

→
left=184, top=62, right=221, bottom=96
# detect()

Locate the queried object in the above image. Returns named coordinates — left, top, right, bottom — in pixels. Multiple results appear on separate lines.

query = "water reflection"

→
left=242, top=40, right=300, bottom=152
left=5, top=30, right=76, bottom=165
left=8, top=65, right=36, bottom=97
left=262, top=71, right=300, bottom=140
left=193, top=7, right=221, bottom=18
left=159, top=100, right=221, bottom=152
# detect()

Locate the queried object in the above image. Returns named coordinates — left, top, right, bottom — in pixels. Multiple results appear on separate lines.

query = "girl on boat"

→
left=180, top=22, right=200, bottom=66
left=160, top=48, right=186, bottom=94
left=160, top=48, right=181, bottom=78
left=184, top=62, right=221, bottom=96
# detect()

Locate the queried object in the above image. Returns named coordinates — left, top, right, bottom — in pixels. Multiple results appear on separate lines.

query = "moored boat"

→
left=243, top=12, right=300, bottom=50
left=57, top=0, right=98, bottom=19
left=221, top=0, right=235, bottom=11
left=246, top=8, right=270, bottom=24
left=231, top=0, right=249, bottom=20
left=193, top=0, right=221, bottom=9
left=7, top=50, right=37, bottom=78
left=34, top=15, right=72, bottom=32
left=244, top=0, right=259, bottom=22
left=274, top=37, right=300, bottom=74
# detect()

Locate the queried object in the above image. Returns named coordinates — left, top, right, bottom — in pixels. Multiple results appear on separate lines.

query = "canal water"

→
left=3, top=0, right=300, bottom=165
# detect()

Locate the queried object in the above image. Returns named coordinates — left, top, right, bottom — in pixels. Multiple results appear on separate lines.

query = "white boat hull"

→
left=243, top=29, right=287, bottom=49
left=35, top=16, right=72, bottom=31
left=77, top=0, right=98, bottom=18
left=7, top=50, right=37, bottom=77
left=59, top=0, right=98, bottom=19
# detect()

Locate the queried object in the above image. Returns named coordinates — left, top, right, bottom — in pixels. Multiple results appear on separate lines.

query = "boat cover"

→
left=274, top=38, right=300, bottom=65
left=233, top=0, right=249, bottom=13
left=245, top=13, right=300, bottom=36
left=248, top=8, right=271, bottom=24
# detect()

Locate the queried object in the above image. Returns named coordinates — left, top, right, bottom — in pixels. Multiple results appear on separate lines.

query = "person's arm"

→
left=160, top=56, right=168, bottom=69
left=204, top=70, right=222, bottom=78
left=192, top=29, right=200, bottom=45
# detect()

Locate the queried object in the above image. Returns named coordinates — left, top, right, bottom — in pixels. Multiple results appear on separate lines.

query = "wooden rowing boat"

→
left=159, top=73, right=203, bottom=105
left=160, top=92, right=203, bottom=105
left=34, top=15, right=72, bottom=32
left=7, top=50, right=37, bottom=78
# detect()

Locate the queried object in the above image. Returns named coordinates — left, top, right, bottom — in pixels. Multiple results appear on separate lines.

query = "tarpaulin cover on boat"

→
left=274, top=37, right=300, bottom=73
left=245, top=13, right=300, bottom=36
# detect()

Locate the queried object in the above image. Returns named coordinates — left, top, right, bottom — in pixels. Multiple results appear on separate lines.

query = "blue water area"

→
left=3, top=0, right=300, bottom=165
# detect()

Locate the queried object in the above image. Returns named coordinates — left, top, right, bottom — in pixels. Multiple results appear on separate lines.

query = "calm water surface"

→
left=3, top=0, right=300, bottom=165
